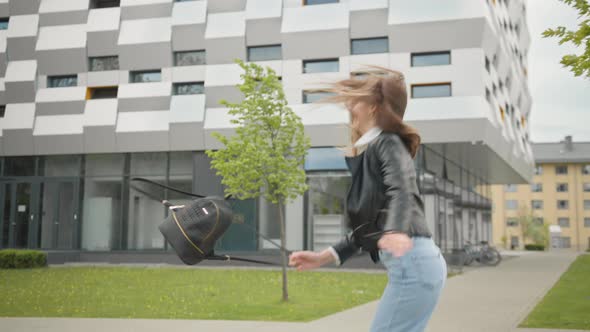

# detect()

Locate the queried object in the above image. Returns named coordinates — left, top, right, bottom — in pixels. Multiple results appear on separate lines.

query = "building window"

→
left=485, top=56, right=490, bottom=72
left=584, top=218, right=590, bottom=228
left=247, top=45, right=282, bottom=62
left=583, top=183, right=590, bottom=192
left=174, top=50, right=206, bottom=66
left=304, top=0, right=339, bottom=5
left=411, top=51, right=451, bottom=67
left=505, top=200, right=518, bottom=210
left=485, top=88, right=491, bottom=103
left=561, top=236, right=571, bottom=248
left=302, top=59, right=339, bottom=73
left=351, top=71, right=388, bottom=80
left=531, top=200, right=543, bottom=210
left=0, top=105, right=5, bottom=118
left=558, top=218, right=570, bottom=228
left=351, top=37, right=389, bottom=55
left=557, top=200, right=569, bottom=210
left=302, top=90, right=336, bottom=104
left=89, top=56, right=119, bottom=71
left=556, top=165, right=568, bottom=175
left=411, top=83, right=452, bottom=98
left=87, top=86, right=118, bottom=99
left=556, top=183, right=568, bottom=192
left=91, top=0, right=120, bottom=8
left=506, top=218, right=518, bottom=227
left=534, top=165, right=543, bottom=175
left=504, top=184, right=517, bottom=192
left=585, top=200, right=590, bottom=210
left=130, top=70, right=161, bottom=83
left=531, top=183, right=543, bottom=192
left=583, top=165, right=590, bottom=175
left=0, top=18, right=8, bottom=30
left=533, top=217, right=544, bottom=225
left=48, top=75, right=78, bottom=88
left=173, top=82, right=204, bottom=95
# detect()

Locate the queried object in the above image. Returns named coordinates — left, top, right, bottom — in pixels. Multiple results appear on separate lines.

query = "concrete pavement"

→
left=0, top=251, right=582, bottom=332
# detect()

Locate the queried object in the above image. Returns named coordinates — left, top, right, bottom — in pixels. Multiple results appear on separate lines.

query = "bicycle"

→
left=462, top=240, right=502, bottom=266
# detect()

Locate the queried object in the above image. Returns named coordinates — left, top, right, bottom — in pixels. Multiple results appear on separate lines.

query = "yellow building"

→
left=492, top=136, right=590, bottom=252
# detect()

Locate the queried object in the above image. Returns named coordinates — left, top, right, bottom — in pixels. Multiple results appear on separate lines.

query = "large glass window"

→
left=557, top=200, right=569, bottom=210
left=411, top=51, right=451, bottom=67
left=411, top=83, right=452, bottom=98
left=130, top=70, right=161, bottom=83
left=173, top=82, right=204, bottom=95
left=126, top=152, right=167, bottom=250
left=4, top=157, right=36, bottom=176
left=247, top=45, right=282, bottom=61
left=174, top=50, right=206, bottom=66
left=89, top=56, right=119, bottom=71
left=41, top=155, right=81, bottom=177
left=303, top=59, right=339, bottom=73
left=82, top=154, right=125, bottom=251
left=48, top=75, right=77, bottom=88
left=305, top=148, right=347, bottom=171
left=302, top=90, right=336, bottom=104
left=351, top=37, right=388, bottom=55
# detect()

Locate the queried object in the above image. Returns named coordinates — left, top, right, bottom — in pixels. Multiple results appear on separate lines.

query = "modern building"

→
left=0, top=0, right=533, bottom=262
left=491, top=136, right=590, bottom=252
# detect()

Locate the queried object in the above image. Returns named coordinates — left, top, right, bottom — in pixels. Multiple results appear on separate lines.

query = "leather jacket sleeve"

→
left=331, top=232, right=360, bottom=265
left=375, top=133, right=416, bottom=235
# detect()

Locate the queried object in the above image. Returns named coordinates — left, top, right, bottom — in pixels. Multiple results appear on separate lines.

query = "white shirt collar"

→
left=354, top=127, right=382, bottom=147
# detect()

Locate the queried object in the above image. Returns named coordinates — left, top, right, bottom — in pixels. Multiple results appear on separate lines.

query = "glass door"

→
left=40, top=179, right=80, bottom=249
left=0, top=181, right=40, bottom=249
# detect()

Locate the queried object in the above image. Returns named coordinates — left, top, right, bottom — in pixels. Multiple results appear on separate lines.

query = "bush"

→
left=0, top=249, right=47, bottom=269
left=524, top=244, right=545, bottom=251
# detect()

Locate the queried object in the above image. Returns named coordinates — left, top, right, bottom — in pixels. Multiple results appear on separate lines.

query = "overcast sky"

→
left=527, top=0, right=590, bottom=143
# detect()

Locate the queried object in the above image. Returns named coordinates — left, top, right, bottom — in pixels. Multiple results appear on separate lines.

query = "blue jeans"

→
left=370, top=237, right=447, bottom=332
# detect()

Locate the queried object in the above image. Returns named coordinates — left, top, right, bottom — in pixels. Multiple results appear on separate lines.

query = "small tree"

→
left=517, top=205, right=548, bottom=247
left=543, top=0, right=590, bottom=78
left=206, top=60, right=311, bottom=302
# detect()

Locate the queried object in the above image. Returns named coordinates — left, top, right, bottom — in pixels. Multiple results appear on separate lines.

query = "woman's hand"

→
left=378, top=233, right=413, bottom=257
left=289, top=249, right=335, bottom=271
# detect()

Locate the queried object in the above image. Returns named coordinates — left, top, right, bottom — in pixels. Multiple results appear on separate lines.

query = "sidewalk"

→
left=0, top=251, right=581, bottom=332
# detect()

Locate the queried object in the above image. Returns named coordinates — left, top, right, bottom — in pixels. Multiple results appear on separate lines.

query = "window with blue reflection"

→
left=247, top=45, right=282, bottom=62
left=305, top=148, right=348, bottom=171
left=411, top=51, right=451, bottom=67
left=303, top=59, right=339, bottom=73
left=351, top=37, right=389, bottom=55
left=302, top=91, right=336, bottom=104
left=411, top=83, right=451, bottom=98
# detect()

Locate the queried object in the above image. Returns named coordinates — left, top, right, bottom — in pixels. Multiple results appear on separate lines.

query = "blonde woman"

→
left=289, top=69, right=447, bottom=332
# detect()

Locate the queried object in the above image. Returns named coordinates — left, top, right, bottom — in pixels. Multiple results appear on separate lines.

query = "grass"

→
left=520, top=254, right=590, bottom=330
left=0, top=267, right=387, bottom=322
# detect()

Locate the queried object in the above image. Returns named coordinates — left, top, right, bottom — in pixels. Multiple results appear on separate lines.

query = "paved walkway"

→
left=0, top=251, right=583, bottom=332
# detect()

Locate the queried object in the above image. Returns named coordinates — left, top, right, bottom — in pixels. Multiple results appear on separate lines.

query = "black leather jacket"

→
left=332, top=132, right=432, bottom=264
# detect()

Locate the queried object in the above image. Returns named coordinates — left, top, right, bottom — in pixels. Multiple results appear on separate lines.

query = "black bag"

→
left=131, top=178, right=287, bottom=266
left=159, top=197, right=233, bottom=265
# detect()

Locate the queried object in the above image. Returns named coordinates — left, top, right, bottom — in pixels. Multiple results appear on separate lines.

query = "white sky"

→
left=527, top=0, right=590, bottom=143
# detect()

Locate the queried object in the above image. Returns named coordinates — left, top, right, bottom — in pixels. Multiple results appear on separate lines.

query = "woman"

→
left=289, top=68, right=447, bottom=332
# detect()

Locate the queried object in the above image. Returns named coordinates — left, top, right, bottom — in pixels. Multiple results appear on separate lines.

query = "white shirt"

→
left=328, top=126, right=383, bottom=266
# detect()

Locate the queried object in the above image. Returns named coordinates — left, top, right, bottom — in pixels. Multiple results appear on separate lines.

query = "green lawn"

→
left=520, top=254, right=590, bottom=330
left=0, top=267, right=387, bottom=322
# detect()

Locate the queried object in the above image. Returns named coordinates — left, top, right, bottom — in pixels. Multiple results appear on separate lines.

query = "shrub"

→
left=0, top=249, right=47, bottom=269
left=524, top=244, right=545, bottom=251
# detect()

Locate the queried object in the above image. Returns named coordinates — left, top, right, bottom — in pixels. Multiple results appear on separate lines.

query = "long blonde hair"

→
left=323, top=66, right=421, bottom=158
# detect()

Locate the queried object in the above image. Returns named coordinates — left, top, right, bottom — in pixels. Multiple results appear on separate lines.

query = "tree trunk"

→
left=278, top=201, right=289, bottom=302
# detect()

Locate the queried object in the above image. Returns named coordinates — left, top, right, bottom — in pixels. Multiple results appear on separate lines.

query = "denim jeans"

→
left=370, top=237, right=447, bottom=332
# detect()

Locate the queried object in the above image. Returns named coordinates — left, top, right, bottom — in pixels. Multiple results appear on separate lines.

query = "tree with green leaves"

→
left=543, top=0, right=590, bottom=78
left=205, top=60, right=311, bottom=302
left=517, top=205, right=549, bottom=248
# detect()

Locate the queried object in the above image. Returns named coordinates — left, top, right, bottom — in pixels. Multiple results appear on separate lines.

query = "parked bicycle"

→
left=462, top=240, right=502, bottom=266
